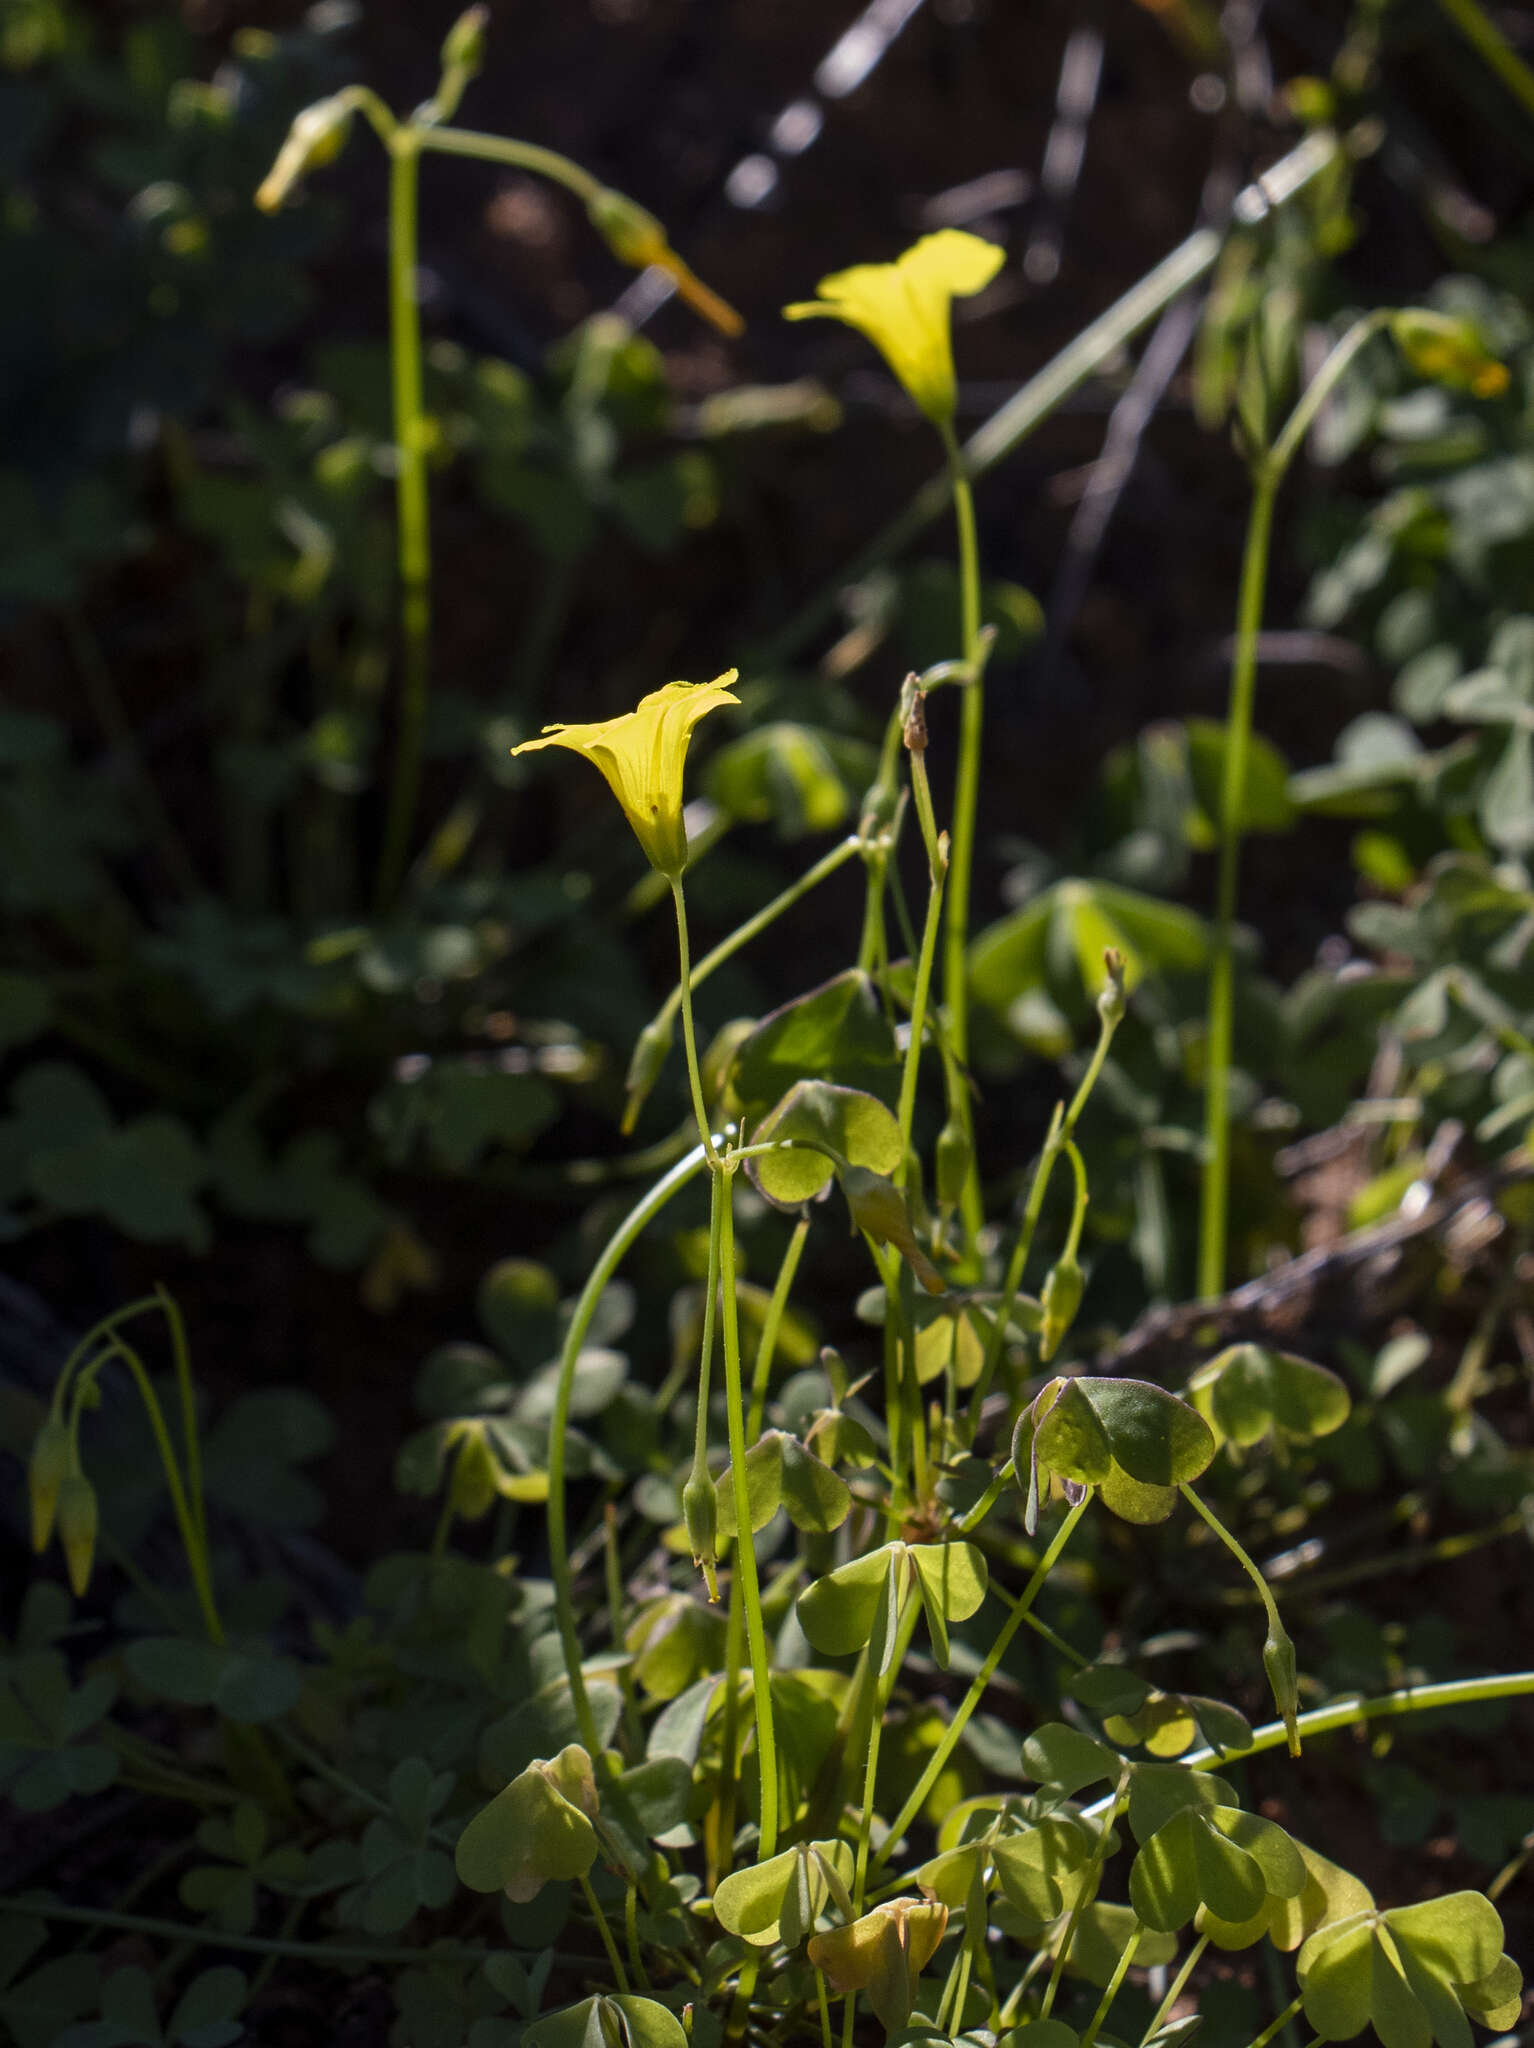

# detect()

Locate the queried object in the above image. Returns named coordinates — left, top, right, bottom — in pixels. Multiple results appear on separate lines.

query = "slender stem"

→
left=1199, top=309, right=1393, bottom=1298
left=1432, top=0, right=1534, bottom=119
left=1082, top=1916, right=1141, bottom=2048
left=1198, top=474, right=1272, bottom=1300
left=896, top=768, right=946, bottom=1177
left=748, top=1214, right=811, bottom=1439
left=97, top=1336, right=223, bottom=1645
left=626, top=839, right=860, bottom=1130
left=1041, top=1785, right=1126, bottom=2020
left=579, top=1872, right=631, bottom=1992
left=155, top=1287, right=207, bottom=1563
left=851, top=1591, right=922, bottom=1915
left=376, top=130, right=432, bottom=908
left=817, top=1970, right=836, bottom=2048
left=719, top=1172, right=779, bottom=1857
left=875, top=1495, right=1091, bottom=1862
left=1137, top=1935, right=1209, bottom=2047
left=688, top=1174, right=727, bottom=1607
left=624, top=1878, right=649, bottom=1989
left=547, top=1143, right=713, bottom=1753
left=414, top=123, right=604, bottom=200
left=671, top=877, right=721, bottom=1167
left=0, top=1895, right=501, bottom=1968
left=939, top=422, right=986, bottom=1251
left=1246, top=1995, right=1306, bottom=2048
left=1180, top=1485, right=1288, bottom=1650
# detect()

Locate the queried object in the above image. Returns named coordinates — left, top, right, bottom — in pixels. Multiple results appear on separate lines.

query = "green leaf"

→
left=778, top=1436, right=852, bottom=1533
left=992, top=1816, right=1094, bottom=1919
left=748, top=1080, right=902, bottom=1206
left=1186, top=719, right=1296, bottom=834
left=907, top=1542, right=988, bottom=1668
left=1127, top=1765, right=1236, bottom=1844
left=796, top=1544, right=902, bottom=1660
left=625, top=1595, right=727, bottom=1702
left=1384, top=1893, right=1504, bottom=1986
left=715, top=1433, right=785, bottom=1539
left=123, top=1638, right=301, bottom=1723
left=1020, top=1723, right=1119, bottom=1797
left=1482, top=726, right=1534, bottom=853
left=714, top=1839, right=854, bottom=1947
left=1078, top=1379, right=1216, bottom=1486
left=1298, top=1912, right=1377, bottom=2039
left=731, top=971, right=899, bottom=1121
left=455, top=1746, right=600, bottom=1901
left=1130, top=1807, right=1202, bottom=1932
left=707, top=724, right=872, bottom=838
left=1188, top=1344, right=1351, bottom=1448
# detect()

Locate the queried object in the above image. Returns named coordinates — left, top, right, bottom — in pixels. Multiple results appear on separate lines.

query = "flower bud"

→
left=1263, top=1624, right=1301, bottom=1757
left=1391, top=309, right=1510, bottom=399
left=28, top=1414, right=71, bottom=1553
left=588, top=187, right=667, bottom=271
left=441, top=5, right=489, bottom=77
left=57, top=1473, right=98, bottom=1598
left=934, top=1115, right=972, bottom=1216
left=621, top=1014, right=675, bottom=1134
left=1097, top=948, right=1127, bottom=1029
left=682, top=1472, right=719, bottom=1603
left=255, top=93, right=354, bottom=213
left=1039, top=1254, right=1084, bottom=1362
left=449, top=1426, right=500, bottom=1522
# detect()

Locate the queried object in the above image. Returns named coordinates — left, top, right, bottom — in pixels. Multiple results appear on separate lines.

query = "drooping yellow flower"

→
left=512, top=672, right=739, bottom=876
left=783, top=230, right=1004, bottom=426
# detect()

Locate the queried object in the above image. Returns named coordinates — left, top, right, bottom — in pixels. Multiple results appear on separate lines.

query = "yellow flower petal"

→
left=783, top=229, right=1004, bottom=425
left=513, top=672, right=739, bottom=875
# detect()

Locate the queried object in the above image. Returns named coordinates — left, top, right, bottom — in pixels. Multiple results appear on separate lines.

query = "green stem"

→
left=376, top=129, right=432, bottom=909
left=579, top=1871, right=631, bottom=1992
left=96, top=1336, right=224, bottom=1646
left=1197, top=473, right=1273, bottom=1300
left=155, top=1287, right=207, bottom=1563
left=0, top=1895, right=503, bottom=1969
left=1180, top=1485, right=1288, bottom=1650
left=719, top=1171, right=779, bottom=1857
left=624, top=1878, right=649, bottom=1989
left=1040, top=1784, right=1126, bottom=2020
left=1199, top=308, right=1393, bottom=1297
left=1137, top=1934, right=1209, bottom=2047
left=1430, top=0, right=1534, bottom=118
left=1081, top=1915, right=1141, bottom=2048
left=748, top=1212, right=811, bottom=1441
left=414, top=123, right=604, bottom=201
left=896, top=757, right=947, bottom=1177
left=1246, top=1995, right=1306, bottom=2048
left=874, top=1495, right=1091, bottom=1863
left=548, top=1143, right=713, bottom=1753
left=851, top=1591, right=922, bottom=1915
left=629, top=837, right=860, bottom=1129
left=671, top=876, right=721, bottom=1166
left=939, top=422, right=985, bottom=1252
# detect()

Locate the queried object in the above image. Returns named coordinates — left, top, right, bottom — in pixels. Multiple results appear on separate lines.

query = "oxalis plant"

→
left=9, top=27, right=1534, bottom=2048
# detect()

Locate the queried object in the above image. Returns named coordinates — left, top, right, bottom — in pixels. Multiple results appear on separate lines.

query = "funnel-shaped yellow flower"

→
left=783, top=230, right=1004, bottom=426
left=512, top=673, right=739, bottom=875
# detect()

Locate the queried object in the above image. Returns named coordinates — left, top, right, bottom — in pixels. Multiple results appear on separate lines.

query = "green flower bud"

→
left=1039, top=1254, right=1084, bottom=1362
left=28, top=1414, right=71, bottom=1553
left=588, top=187, right=668, bottom=271
left=682, top=1472, right=719, bottom=1603
left=441, top=5, right=489, bottom=77
left=449, top=1426, right=500, bottom=1522
left=1391, top=309, right=1510, bottom=399
left=934, top=1115, right=972, bottom=1216
left=254, top=93, right=355, bottom=213
left=1262, top=1624, right=1301, bottom=1757
left=57, top=1473, right=98, bottom=1598
left=621, top=1013, right=676, bottom=1134
left=1097, top=947, right=1127, bottom=1029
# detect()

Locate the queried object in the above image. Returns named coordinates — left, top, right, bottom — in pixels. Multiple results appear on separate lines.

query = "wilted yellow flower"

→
left=783, top=230, right=1004, bottom=426
left=512, top=673, right=739, bottom=876
left=588, top=189, right=744, bottom=338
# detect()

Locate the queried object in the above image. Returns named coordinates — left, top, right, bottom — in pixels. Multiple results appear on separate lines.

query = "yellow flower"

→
left=783, top=230, right=1004, bottom=426
left=512, top=672, right=739, bottom=876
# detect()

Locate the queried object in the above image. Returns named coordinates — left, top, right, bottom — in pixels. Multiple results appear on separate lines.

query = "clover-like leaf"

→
left=1187, top=1344, right=1351, bottom=1449
left=780, top=1436, right=853, bottom=1532
left=714, top=1838, right=854, bottom=1947
left=1018, top=1377, right=1214, bottom=1529
left=525, top=1995, right=687, bottom=2048
left=454, top=1745, right=599, bottom=1902
left=1020, top=1723, right=1120, bottom=1797
left=797, top=1544, right=903, bottom=1662
left=1132, top=1807, right=1306, bottom=1934
left=1297, top=1894, right=1509, bottom=2048
left=714, top=1434, right=785, bottom=1539
left=748, top=1080, right=902, bottom=1207
left=992, top=1815, right=1097, bottom=1920
left=907, top=1542, right=988, bottom=1669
